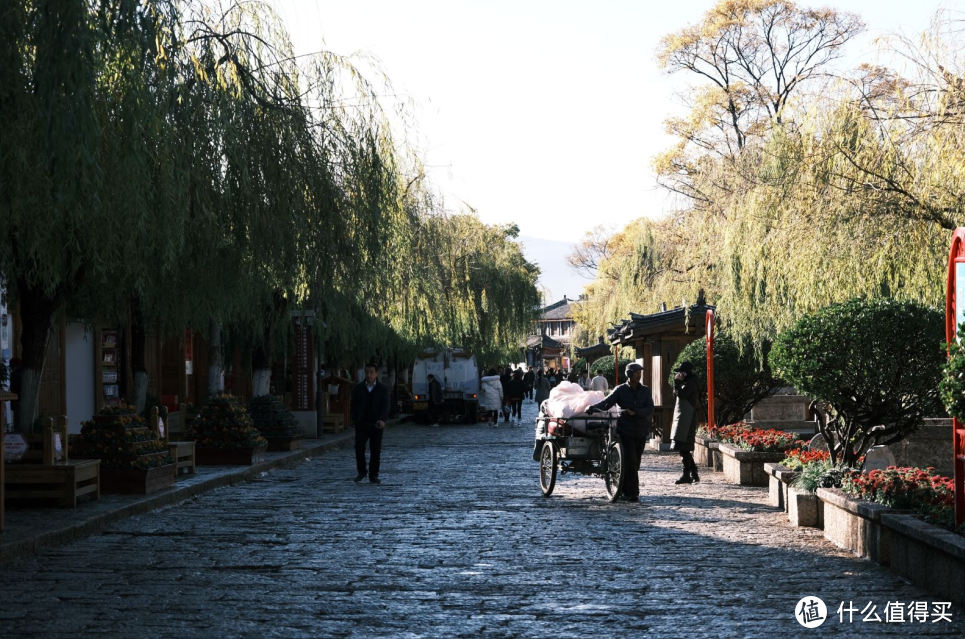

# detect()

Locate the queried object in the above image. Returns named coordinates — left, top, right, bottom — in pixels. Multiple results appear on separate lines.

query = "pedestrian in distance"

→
left=587, top=362, right=654, bottom=503
left=578, top=370, right=589, bottom=390
left=427, top=373, right=444, bottom=428
left=534, top=369, right=552, bottom=410
left=547, top=369, right=558, bottom=387
left=523, top=367, right=535, bottom=401
left=507, top=369, right=525, bottom=424
left=480, top=368, right=504, bottom=426
left=670, top=361, right=701, bottom=484
left=351, top=362, right=391, bottom=484
left=589, top=369, right=609, bottom=393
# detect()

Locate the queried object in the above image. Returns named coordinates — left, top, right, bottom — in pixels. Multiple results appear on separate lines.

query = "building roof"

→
left=540, top=297, right=576, bottom=321
left=575, top=341, right=611, bottom=359
left=525, top=332, right=567, bottom=351
left=608, top=303, right=716, bottom=345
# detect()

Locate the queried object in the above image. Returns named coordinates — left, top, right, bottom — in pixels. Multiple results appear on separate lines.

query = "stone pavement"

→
left=1, top=399, right=963, bottom=638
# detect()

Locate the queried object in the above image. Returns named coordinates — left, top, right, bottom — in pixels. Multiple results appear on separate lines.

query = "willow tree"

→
left=655, top=0, right=863, bottom=202
left=0, top=0, right=191, bottom=429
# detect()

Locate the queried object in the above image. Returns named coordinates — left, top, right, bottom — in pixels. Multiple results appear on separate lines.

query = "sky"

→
left=271, top=0, right=960, bottom=301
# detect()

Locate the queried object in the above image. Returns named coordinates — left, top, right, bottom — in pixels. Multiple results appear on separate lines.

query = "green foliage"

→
left=670, top=335, right=781, bottom=427
left=770, top=298, right=945, bottom=466
left=792, top=459, right=851, bottom=494
left=940, top=323, right=965, bottom=421
left=1, top=0, right=541, bottom=423
left=247, top=395, right=304, bottom=438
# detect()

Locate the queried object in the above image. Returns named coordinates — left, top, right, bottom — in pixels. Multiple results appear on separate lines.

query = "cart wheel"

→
left=539, top=441, right=558, bottom=497
left=604, top=439, right=624, bottom=502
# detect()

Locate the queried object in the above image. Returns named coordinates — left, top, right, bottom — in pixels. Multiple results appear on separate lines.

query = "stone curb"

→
left=0, top=418, right=402, bottom=563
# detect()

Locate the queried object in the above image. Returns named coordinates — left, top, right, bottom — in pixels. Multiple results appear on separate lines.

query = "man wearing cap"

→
left=587, top=362, right=654, bottom=502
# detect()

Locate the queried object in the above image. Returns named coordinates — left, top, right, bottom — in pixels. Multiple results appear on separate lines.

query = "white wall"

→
left=64, top=322, right=95, bottom=433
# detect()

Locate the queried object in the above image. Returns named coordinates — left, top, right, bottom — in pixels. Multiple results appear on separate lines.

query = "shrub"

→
left=842, top=467, right=956, bottom=531
left=793, top=459, right=851, bottom=493
left=671, top=335, right=782, bottom=427
left=770, top=298, right=945, bottom=467
left=707, top=421, right=800, bottom=453
left=940, top=322, right=965, bottom=420
left=781, top=448, right=831, bottom=471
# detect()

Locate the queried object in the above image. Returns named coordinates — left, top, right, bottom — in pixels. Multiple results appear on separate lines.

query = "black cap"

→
left=674, top=361, right=694, bottom=374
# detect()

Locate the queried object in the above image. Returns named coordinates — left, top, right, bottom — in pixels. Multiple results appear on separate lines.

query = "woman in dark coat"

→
left=506, top=369, right=525, bottom=423
left=670, top=361, right=700, bottom=484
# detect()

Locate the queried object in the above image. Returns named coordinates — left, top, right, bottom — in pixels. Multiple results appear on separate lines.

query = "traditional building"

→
left=524, top=296, right=579, bottom=370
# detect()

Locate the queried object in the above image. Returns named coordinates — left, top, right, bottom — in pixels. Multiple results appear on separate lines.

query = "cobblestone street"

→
left=1, top=399, right=963, bottom=638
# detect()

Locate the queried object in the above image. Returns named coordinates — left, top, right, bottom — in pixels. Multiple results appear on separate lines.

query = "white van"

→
left=411, top=348, right=479, bottom=423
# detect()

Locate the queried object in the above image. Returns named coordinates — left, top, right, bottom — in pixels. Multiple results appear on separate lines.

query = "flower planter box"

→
left=880, top=514, right=965, bottom=607
left=100, top=464, right=176, bottom=495
left=718, top=443, right=786, bottom=486
left=817, top=487, right=901, bottom=564
left=265, top=435, right=304, bottom=452
left=764, top=463, right=798, bottom=511
left=787, top=485, right=823, bottom=528
left=196, top=445, right=267, bottom=466
left=695, top=436, right=722, bottom=471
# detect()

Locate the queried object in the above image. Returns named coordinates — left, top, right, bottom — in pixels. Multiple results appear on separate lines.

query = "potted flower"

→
left=188, top=394, right=268, bottom=465
left=246, top=395, right=305, bottom=451
left=73, top=405, right=176, bottom=494
left=717, top=425, right=801, bottom=486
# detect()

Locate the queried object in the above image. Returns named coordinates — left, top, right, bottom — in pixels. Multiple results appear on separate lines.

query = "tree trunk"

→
left=15, top=282, right=59, bottom=433
left=208, top=318, right=223, bottom=395
left=131, top=296, right=148, bottom=412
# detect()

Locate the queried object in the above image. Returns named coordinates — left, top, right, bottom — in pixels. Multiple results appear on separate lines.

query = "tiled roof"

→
left=608, top=303, right=715, bottom=344
left=540, top=297, right=575, bottom=320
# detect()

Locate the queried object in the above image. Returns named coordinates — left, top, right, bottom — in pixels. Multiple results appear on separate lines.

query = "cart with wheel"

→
left=532, top=410, right=625, bottom=501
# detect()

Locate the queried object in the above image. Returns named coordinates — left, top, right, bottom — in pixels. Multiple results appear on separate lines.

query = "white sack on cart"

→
left=543, top=381, right=617, bottom=419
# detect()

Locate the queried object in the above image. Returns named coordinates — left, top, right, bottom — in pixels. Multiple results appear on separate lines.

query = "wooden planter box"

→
left=787, top=485, right=823, bottom=528
left=694, top=436, right=722, bottom=471
left=817, top=487, right=902, bottom=564
left=764, top=463, right=798, bottom=511
left=880, top=514, right=965, bottom=607
left=196, top=445, right=267, bottom=466
left=5, top=460, right=101, bottom=507
left=718, top=443, right=786, bottom=486
left=100, top=464, right=176, bottom=495
left=265, top=435, right=304, bottom=452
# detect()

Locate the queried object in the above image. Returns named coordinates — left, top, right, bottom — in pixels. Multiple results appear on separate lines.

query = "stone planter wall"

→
left=787, top=486, right=823, bottom=528
left=718, top=443, right=786, bottom=486
left=764, top=463, right=798, bottom=511
left=694, top=436, right=722, bottom=471
left=880, top=514, right=965, bottom=608
left=817, top=488, right=898, bottom=564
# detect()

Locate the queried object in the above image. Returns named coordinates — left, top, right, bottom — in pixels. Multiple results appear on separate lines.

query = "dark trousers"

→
left=355, top=425, right=383, bottom=479
left=680, top=450, right=698, bottom=475
left=620, top=432, right=647, bottom=498
left=524, top=385, right=533, bottom=399
left=509, top=398, right=522, bottom=418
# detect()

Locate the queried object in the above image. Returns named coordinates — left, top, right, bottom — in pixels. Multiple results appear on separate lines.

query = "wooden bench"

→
left=154, top=406, right=195, bottom=476
left=5, top=417, right=100, bottom=508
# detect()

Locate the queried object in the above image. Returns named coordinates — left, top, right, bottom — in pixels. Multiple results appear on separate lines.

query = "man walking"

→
left=351, top=362, right=391, bottom=484
left=588, top=362, right=654, bottom=502
left=589, top=369, right=609, bottom=393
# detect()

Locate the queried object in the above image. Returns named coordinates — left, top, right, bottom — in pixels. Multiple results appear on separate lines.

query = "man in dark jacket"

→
left=427, top=373, right=445, bottom=426
left=588, top=362, right=654, bottom=502
left=523, top=367, right=535, bottom=400
left=351, top=362, right=391, bottom=484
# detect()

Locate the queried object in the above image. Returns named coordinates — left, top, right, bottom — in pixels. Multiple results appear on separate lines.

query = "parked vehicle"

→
left=411, top=348, right=479, bottom=423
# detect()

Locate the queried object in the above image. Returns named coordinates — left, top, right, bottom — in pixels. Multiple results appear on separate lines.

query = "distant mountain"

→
left=517, top=235, right=594, bottom=304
